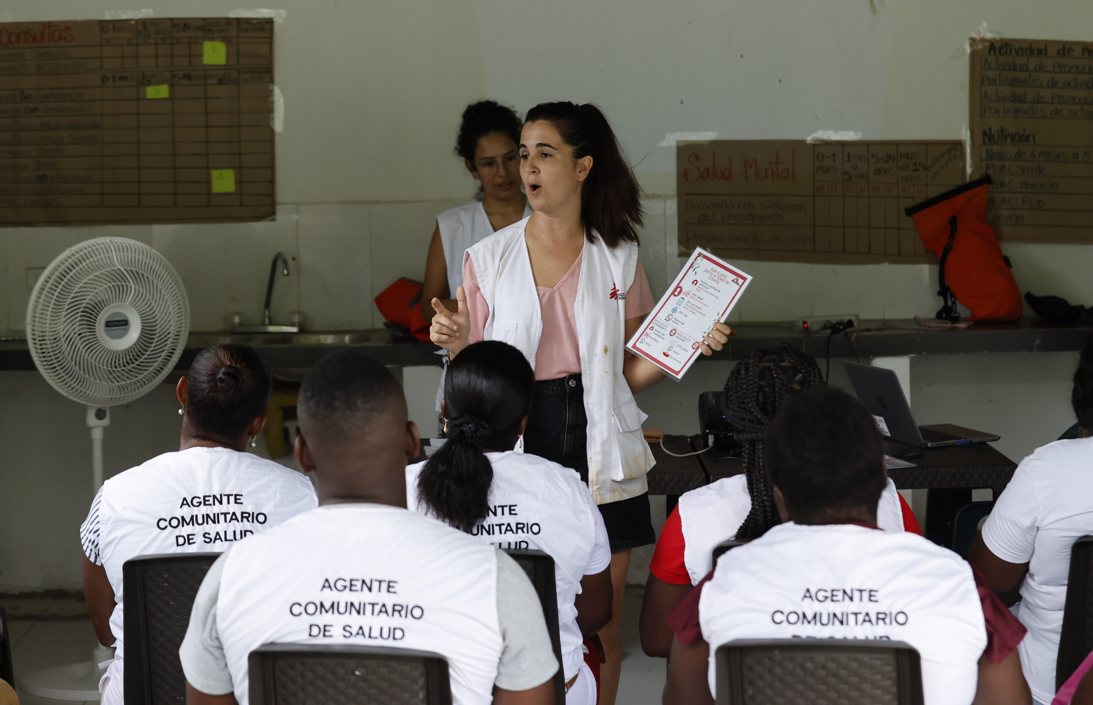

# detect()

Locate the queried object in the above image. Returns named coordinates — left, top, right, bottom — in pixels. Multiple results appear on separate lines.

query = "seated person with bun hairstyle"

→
left=640, top=346, right=920, bottom=658
left=80, top=344, right=318, bottom=705
left=664, top=388, right=1029, bottom=705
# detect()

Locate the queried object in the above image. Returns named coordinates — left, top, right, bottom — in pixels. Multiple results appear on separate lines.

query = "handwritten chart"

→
left=970, top=38, right=1093, bottom=242
left=0, top=18, right=275, bottom=226
left=676, top=140, right=965, bottom=263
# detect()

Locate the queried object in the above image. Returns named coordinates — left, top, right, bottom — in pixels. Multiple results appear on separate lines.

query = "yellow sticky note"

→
left=210, top=169, right=236, bottom=194
left=145, top=84, right=169, bottom=100
left=203, top=40, right=227, bottom=65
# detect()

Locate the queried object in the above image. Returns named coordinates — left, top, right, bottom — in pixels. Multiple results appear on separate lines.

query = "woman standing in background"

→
left=430, top=101, right=731, bottom=705
left=420, top=100, right=531, bottom=324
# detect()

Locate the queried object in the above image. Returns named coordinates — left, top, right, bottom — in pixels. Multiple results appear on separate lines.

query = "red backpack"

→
left=905, top=176, right=1022, bottom=322
left=374, top=278, right=431, bottom=343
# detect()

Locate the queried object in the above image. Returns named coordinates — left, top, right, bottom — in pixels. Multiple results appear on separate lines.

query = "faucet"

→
left=263, top=252, right=290, bottom=326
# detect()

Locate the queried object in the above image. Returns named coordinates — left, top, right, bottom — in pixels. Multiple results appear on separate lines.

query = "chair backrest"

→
left=950, top=501, right=993, bottom=558
left=505, top=548, right=565, bottom=705
left=123, top=552, right=220, bottom=705
left=0, top=605, right=13, bottom=687
left=716, top=639, right=924, bottom=705
left=1058, top=535, right=1093, bottom=691
left=249, top=644, right=452, bottom=705
left=711, top=539, right=747, bottom=567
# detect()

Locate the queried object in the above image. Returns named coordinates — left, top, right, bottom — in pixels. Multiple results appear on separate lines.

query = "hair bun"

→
left=447, top=416, right=491, bottom=446
left=215, top=365, right=244, bottom=389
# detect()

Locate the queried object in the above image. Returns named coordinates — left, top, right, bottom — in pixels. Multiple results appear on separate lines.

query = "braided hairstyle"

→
left=727, top=345, right=824, bottom=540
left=417, top=341, right=534, bottom=533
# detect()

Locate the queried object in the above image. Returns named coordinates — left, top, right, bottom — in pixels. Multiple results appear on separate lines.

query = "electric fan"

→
left=20, top=237, right=190, bottom=700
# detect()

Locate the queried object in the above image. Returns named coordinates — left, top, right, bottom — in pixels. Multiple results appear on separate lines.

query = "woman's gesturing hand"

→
left=430, top=285, right=470, bottom=355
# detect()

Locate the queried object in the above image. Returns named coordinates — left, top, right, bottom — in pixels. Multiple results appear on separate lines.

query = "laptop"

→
left=844, top=362, right=1000, bottom=449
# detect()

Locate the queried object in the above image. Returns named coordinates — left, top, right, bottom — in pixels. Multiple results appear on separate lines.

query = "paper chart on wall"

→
left=626, top=248, right=751, bottom=381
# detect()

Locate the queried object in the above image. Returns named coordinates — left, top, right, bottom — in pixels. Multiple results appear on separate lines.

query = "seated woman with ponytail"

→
left=639, top=345, right=921, bottom=657
left=405, top=340, right=612, bottom=705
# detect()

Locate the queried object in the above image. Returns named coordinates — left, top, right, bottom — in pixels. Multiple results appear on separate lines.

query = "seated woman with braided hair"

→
left=639, top=345, right=921, bottom=657
left=405, top=340, right=613, bottom=705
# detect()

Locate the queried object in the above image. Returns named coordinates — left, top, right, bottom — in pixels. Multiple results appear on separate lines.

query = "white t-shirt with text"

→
left=179, top=504, right=557, bottom=705
left=699, top=522, right=987, bottom=705
left=79, top=446, right=317, bottom=705
left=406, top=451, right=611, bottom=681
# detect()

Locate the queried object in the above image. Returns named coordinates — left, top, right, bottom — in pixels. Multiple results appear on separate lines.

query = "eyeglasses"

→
left=474, top=152, right=518, bottom=174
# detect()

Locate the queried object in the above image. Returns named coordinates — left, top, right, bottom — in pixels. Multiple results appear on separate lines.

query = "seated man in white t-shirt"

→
left=80, top=344, right=318, bottom=705
left=663, top=388, right=1030, bottom=705
left=180, top=350, right=557, bottom=705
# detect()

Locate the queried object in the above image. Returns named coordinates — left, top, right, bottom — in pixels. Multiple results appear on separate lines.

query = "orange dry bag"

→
left=905, top=175, right=1022, bottom=322
left=374, top=277, right=431, bottom=343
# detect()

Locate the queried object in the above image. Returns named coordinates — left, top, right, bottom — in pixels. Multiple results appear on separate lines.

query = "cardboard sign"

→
left=676, top=140, right=965, bottom=263
left=970, top=38, right=1093, bottom=242
left=0, top=18, right=275, bottom=225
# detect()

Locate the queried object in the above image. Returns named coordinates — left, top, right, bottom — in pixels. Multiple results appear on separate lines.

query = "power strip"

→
left=797, top=314, right=860, bottom=333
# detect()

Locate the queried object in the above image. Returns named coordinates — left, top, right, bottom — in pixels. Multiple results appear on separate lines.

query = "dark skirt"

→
left=523, top=374, right=655, bottom=552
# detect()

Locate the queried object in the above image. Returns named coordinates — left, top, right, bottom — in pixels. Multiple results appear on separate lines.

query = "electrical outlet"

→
left=797, top=314, right=860, bottom=333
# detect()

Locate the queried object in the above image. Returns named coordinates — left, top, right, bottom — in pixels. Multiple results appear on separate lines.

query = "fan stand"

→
left=20, top=408, right=114, bottom=701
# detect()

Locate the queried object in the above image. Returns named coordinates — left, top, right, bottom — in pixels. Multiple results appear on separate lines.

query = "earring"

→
left=514, top=434, right=524, bottom=454
left=178, top=407, right=184, bottom=416
left=249, top=436, right=257, bottom=448
left=442, top=418, right=449, bottom=435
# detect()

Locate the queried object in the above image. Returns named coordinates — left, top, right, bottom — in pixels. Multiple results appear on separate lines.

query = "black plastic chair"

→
left=0, top=605, right=13, bottom=688
left=716, top=639, right=924, bottom=705
left=123, top=552, right=220, bottom=705
left=1057, top=535, right=1093, bottom=691
left=711, top=539, right=747, bottom=567
left=505, top=548, right=565, bottom=705
left=950, top=501, right=993, bottom=558
left=249, top=643, right=451, bottom=705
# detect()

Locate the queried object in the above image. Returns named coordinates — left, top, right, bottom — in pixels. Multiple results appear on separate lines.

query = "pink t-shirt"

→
left=464, top=246, right=654, bottom=381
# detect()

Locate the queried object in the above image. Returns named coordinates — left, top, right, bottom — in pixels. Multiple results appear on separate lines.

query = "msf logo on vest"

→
left=609, top=282, right=626, bottom=301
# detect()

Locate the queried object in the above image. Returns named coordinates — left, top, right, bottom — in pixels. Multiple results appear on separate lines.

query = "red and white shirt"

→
left=649, top=475, right=920, bottom=586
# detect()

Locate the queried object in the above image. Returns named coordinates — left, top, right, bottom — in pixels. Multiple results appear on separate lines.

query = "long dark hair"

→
left=524, top=101, right=642, bottom=247
left=416, top=341, right=534, bottom=532
left=185, top=344, right=271, bottom=446
left=727, top=346, right=824, bottom=540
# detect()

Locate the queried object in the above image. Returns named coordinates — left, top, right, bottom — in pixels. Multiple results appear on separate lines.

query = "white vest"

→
left=436, top=201, right=531, bottom=294
left=467, top=219, right=654, bottom=504
left=699, top=523, right=987, bottom=705
left=678, top=476, right=907, bottom=585
left=215, top=505, right=504, bottom=705
left=95, top=447, right=317, bottom=705
left=406, top=451, right=610, bottom=680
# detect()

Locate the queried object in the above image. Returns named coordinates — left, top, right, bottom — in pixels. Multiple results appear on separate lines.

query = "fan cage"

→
left=26, top=237, right=191, bottom=407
